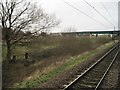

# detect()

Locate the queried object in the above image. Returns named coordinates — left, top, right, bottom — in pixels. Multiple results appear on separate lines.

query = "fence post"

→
left=25, top=52, right=28, bottom=60
left=11, top=55, right=16, bottom=63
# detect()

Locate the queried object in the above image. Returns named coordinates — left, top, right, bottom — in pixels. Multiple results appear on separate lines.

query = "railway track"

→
left=63, top=44, right=119, bottom=90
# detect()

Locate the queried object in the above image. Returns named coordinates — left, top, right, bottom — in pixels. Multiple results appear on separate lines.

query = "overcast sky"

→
left=34, top=0, right=119, bottom=32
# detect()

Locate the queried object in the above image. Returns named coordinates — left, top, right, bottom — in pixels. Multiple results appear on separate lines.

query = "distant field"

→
left=2, top=36, right=113, bottom=60
left=2, top=36, right=115, bottom=88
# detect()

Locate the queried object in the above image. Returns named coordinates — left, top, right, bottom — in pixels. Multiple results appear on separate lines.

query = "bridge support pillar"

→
left=90, top=34, right=92, bottom=38
left=96, top=34, right=98, bottom=38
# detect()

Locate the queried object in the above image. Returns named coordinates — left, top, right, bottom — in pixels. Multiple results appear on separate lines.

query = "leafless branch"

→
left=1, top=0, right=59, bottom=46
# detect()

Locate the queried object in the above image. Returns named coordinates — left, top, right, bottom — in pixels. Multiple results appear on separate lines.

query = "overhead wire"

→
left=83, top=0, right=114, bottom=27
left=99, top=0, right=117, bottom=26
left=62, top=0, right=108, bottom=29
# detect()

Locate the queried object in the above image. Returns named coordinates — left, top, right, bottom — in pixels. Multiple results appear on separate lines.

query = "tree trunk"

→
left=6, top=41, right=12, bottom=63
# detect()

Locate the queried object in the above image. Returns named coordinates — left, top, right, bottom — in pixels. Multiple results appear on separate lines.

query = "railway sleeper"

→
left=83, top=74, right=103, bottom=80
left=78, top=83, right=96, bottom=88
left=80, top=79, right=98, bottom=85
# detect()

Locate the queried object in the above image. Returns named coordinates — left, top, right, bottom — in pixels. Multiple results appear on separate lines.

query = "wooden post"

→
left=25, top=52, right=28, bottom=59
left=11, top=55, right=16, bottom=63
left=24, top=52, right=29, bottom=66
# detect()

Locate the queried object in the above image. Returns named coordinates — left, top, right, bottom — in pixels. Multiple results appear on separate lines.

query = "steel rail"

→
left=63, top=44, right=118, bottom=90
left=95, top=51, right=119, bottom=90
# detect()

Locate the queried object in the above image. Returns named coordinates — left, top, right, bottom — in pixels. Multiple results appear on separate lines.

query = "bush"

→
left=30, top=37, right=111, bottom=60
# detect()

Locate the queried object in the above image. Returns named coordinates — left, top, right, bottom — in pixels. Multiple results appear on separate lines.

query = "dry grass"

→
left=14, top=42, right=114, bottom=88
left=2, top=36, right=113, bottom=88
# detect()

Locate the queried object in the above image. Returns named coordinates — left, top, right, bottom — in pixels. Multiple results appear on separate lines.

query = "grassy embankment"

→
left=2, top=36, right=115, bottom=88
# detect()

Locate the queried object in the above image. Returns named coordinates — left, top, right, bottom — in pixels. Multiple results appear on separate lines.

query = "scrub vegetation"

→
left=2, top=36, right=114, bottom=88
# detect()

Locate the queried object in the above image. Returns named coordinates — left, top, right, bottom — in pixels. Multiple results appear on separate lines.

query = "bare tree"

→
left=64, top=26, right=76, bottom=32
left=0, top=0, right=59, bottom=62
